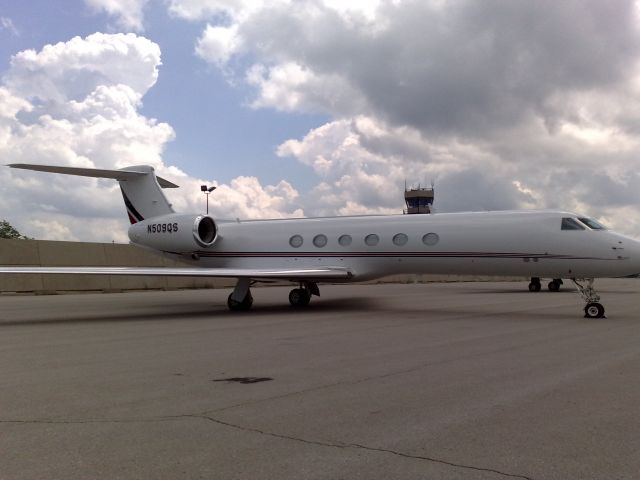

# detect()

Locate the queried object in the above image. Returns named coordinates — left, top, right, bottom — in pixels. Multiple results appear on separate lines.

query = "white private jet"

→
left=2, top=163, right=639, bottom=318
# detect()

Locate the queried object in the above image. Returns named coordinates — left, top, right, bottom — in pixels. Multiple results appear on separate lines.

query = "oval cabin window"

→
left=422, top=232, right=439, bottom=246
left=392, top=233, right=408, bottom=246
left=313, top=234, right=328, bottom=248
left=289, top=235, right=304, bottom=248
left=364, top=234, right=380, bottom=246
left=338, top=234, right=352, bottom=246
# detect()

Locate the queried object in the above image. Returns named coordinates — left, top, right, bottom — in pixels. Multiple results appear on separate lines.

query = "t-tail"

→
left=7, top=163, right=220, bottom=252
left=7, top=164, right=178, bottom=224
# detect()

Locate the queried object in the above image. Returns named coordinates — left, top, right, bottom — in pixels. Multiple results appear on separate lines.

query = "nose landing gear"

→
left=572, top=278, right=606, bottom=318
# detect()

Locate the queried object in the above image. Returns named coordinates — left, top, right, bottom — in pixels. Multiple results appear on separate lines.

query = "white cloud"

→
left=185, top=0, right=640, bottom=238
left=168, top=0, right=280, bottom=22
left=84, top=0, right=149, bottom=31
left=0, top=17, right=19, bottom=36
left=37, top=1, right=640, bottom=240
left=4, top=32, right=161, bottom=103
left=0, top=33, right=303, bottom=242
left=277, top=116, right=529, bottom=217
left=245, top=62, right=365, bottom=114
left=195, top=23, right=242, bottom=67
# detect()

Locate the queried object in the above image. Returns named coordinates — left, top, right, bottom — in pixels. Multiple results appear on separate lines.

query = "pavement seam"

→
left=1, top=414, right=535, bottom=479
left=185, top=414, right=536, bottom=480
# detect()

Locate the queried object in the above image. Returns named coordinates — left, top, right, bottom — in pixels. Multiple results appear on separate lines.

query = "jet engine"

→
left=128, top=214, right=218, bottom=253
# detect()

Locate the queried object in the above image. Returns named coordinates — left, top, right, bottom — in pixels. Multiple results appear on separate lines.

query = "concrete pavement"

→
left=1, top=280, right=639, bottom=479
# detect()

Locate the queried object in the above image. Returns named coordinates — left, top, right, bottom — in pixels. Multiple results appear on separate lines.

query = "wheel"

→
left=584, top=302, right=605, bottom=319
left=528, top=282, right=541, bottom=292
left=548, top=280, right=560, bottom=292
left=227, top=292, right=253, bottom=311
left=289, top=288, right=311, bottom=307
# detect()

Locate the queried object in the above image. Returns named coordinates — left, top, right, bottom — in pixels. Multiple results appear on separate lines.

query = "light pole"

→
left=200, top=185, right=216, bottom=214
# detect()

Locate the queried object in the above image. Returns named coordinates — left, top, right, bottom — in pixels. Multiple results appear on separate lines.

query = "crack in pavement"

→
left=1, top=414, right=533, bottom=479
left=185, top=414, right=535, bottom=480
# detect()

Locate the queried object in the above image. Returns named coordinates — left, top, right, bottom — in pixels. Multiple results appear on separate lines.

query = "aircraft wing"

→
left=0, top=266, right=353, bottom=281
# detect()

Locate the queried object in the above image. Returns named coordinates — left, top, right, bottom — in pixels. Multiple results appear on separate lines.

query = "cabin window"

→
left=422, top=232, right=439, bottom=246
left=561, top=218, right=585, bottom=230
left=393, top=233, right=408, bottom=246
left=338, top=234, right=352, bottom=246
left=578, top=217, right=607, bottom=230
left=289, top=235, right=304, bottom=248
left=313, top=234, right=328, bottom=248
left=364, top=234, right=379, bottom=246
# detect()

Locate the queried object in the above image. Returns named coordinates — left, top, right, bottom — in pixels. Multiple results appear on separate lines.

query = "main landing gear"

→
left=528, top=277, right=542, bottom=292
left=528, top=277, right=563, bottom=292
left=227, top=278, right=253, bottom=311
left=226, top=279, right=320, bottom=311
left=572, top=278, right=606, bottom=319
left=289, top=282, right=320, bottom=308
left=548, top=278, right=563, bottom=292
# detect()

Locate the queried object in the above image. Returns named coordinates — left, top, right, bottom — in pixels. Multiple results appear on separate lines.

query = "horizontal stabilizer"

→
left=7, top=164, right=179, bottom=188
left=0, top=266, right=353, bottom=281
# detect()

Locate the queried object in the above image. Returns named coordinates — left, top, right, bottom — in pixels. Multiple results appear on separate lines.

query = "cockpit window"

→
left=578, top=217, right=607, bottom=230
left=561, top=218, right=586, bottom=230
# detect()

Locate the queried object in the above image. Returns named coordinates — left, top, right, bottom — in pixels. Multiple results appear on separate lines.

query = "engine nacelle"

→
left=128, top=214, right=218, bottom=253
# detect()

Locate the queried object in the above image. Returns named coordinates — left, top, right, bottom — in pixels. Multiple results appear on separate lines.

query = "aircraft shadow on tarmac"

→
left=0, top=297, right=380, bottom=327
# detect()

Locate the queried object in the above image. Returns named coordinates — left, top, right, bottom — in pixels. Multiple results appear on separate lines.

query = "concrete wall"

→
left=0, top=238, right=234, bottom=293
left=0, top=239, right=524, bottom=294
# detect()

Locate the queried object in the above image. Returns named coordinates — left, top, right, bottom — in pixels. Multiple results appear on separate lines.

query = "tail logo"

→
left=120, top=187, right=144, bottom=224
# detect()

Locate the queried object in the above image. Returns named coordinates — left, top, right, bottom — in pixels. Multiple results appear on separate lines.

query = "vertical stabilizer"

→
left=117, top=166, right=175, bottom=223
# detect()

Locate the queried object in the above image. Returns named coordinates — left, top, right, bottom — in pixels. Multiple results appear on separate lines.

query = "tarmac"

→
left=1, top=279, right=639, bottom=480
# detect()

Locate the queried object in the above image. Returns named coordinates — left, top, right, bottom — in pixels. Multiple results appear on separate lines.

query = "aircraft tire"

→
left=584, top=302, right=605, bottom=319
left=548, top=280, right=561, bottom=292
left=528, top=281, right=541, bottom=292
left=289, top=288, right=311, bottom=307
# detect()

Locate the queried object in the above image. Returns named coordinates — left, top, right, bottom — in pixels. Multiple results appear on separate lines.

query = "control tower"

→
left=404, top=183, right=434, bottom=214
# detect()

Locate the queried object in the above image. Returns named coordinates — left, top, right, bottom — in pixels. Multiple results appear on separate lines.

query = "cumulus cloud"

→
left=277, top=116, right=533, bottom=216
left=4, top=32, right=160, bottom=102
left=195, top=23, right=242, bottom=67
left=0, top=33, right=302, bottom=242
left=8, top=1, right=640, bottom=241
left=84, top=0, right=149, bottom=31
left=167, top=0, right=275, bottom=22
left=178, top=0, right=640, bottom=236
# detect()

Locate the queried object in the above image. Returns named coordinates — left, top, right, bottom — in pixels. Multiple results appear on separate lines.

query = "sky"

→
left=1, top=0, right=640, bottom=242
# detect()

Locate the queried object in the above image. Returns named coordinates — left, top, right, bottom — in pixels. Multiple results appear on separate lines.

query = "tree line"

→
left=0, top=220, right=29, bottom=239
